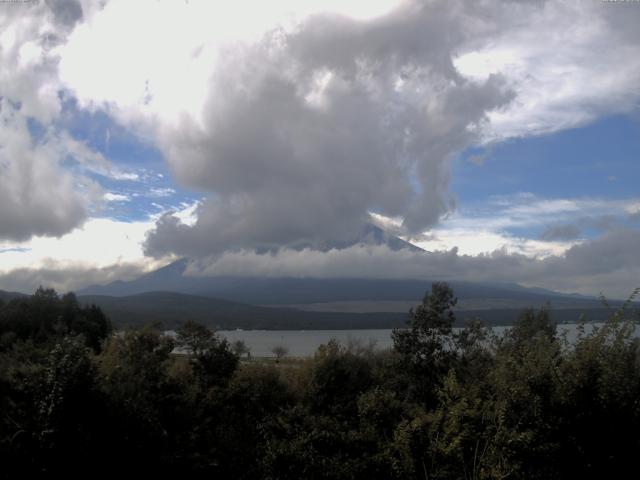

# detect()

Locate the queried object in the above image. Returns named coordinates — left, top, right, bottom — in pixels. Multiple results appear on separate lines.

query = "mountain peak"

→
left=314, top=222, right=425, bottom=252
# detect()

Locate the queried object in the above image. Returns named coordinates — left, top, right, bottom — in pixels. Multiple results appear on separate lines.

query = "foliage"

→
left=0, top=288, right=111, bottom=353
left=392, top=281, right=458, bottom=404
left=1, top=284, right=640, bottom=478
left=176, top=320, right=238, bottom=388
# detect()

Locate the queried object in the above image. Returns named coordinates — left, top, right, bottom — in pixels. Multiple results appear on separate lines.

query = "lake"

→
left=218, top=329, right=393, bottom=357
left=217, top=323, right=640, bottom=357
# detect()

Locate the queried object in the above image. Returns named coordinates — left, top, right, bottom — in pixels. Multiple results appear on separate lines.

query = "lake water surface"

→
left=217, top=323, right=640, bottom=357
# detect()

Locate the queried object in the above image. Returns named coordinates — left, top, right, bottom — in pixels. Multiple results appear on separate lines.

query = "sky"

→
left=0, top=0, right=639, bottom=297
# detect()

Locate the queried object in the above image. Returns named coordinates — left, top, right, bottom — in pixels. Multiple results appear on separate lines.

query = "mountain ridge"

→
left=78, top=258, right=601, bottom=306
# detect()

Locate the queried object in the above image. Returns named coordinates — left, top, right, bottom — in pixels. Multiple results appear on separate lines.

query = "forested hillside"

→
left=1, top=284, right=639, bottom=478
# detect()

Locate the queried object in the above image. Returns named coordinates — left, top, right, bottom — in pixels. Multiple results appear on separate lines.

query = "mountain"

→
left=79, top=256, right=613, bottom=309
left=321, top=223, right=425, bottom=252
left=77, top=223, right=624, bottom=324
left=79, top=224, right=429, bottom=301
left=80, top=257, right=604, bottom=308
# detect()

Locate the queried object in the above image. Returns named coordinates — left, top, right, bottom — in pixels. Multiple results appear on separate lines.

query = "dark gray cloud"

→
left=539, top=215, right=624, bottom=242
left=145, top=1, right=515, bottom=257
left=598, top=0, right=640, bottom=45
left=557, top=229, right=640, bottom=277
left=46, top=0, right=83, bottom=28
left=539, top=224, right=581, bottom=241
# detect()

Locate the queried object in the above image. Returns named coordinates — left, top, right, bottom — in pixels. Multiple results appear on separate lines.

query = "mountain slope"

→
left=79, top=261, right=606, bottom=308
left=76, top=224, right=618, bottom=313
left=79, top=224, right=427, bottom=299
left=321, top=223, right=425, bottom=252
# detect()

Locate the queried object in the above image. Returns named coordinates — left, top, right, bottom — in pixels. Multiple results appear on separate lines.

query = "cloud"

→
left=0, top=1, right=128, bottom=242
left=369, top=194, right=640, bottom=259
left=454, top=1, right=640, bottom=141
left=57, top=1, right=640, bottom=258
left=0, top=2, right=63, bottom=123
left=537, top=216, right=621, bottom=243
left=45, top=0, right=83, bottom=28
left=418, top=227, right=574, bottom=258
left=440, top=194, right=640, bottom=235
left=2, top=225, right=638, bottom=298
left=0, top=100, right=91, bottom=241
left=147, top=187, right=176, bottom=198
left=36, top=129, right=137, bottom=182
left=0, top=262, right=146, bottom=295
left=135, top=1, right=513, bottom=256
left=0, top=217, right=160, bottom=271
left=2, top=0, right=632, bottom=299
left=539, top=224, right=582, bottom=242
left=103, top=192, right=129, bottom=203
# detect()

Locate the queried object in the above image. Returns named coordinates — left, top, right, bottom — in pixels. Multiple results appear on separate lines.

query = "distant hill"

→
left=1, top=288, right=621, bottom=330
left=0, top=285, right=620, bottom=331
left=76, top=291, right=620, bottom=331
left=0, top=290, right=28, bottom=303
left=78, top=291, right=408, bottom=330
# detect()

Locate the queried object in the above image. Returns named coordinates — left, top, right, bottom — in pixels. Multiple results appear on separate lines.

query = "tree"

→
left=501, top=305, right=556, bottom=351
left=232, top=339, right=251, bottom=358
left=36, top=338, right=100, bottom=471
left=176, top=320, right=238, bottom=388
left=176, top=320, right=215, bottom=357
left=98, top=326, right=177, bottom=471
left=0, top=288, right=111, bottom=352
left=392, top=282, right=458, bottom=404
left=307, top=339, right=373, bottom=416
left=271, top=344, right=288, bottom=361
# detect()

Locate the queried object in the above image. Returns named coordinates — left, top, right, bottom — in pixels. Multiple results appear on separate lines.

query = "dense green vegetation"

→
left=1, top=284, right=639, bottom=478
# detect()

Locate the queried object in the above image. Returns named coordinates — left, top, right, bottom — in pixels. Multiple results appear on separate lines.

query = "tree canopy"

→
left=1, top=284, right=639, bottom=478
